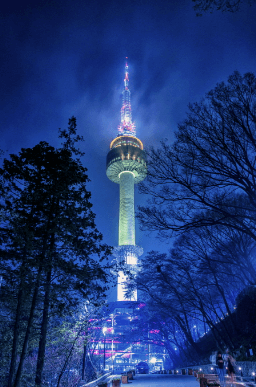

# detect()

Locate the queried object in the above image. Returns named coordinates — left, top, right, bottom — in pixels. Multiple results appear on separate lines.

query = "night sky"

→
left=1, top=0, right=256, bottom=299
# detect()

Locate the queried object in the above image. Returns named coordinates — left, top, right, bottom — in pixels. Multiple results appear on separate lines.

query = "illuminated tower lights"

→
left=106, top=59, right=147, bottom=301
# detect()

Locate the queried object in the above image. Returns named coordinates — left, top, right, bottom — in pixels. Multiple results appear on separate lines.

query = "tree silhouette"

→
left=0, top=117, right=112, bottom=387
left=138, top=72, right=256, bottom=242
left=193, top=0, right=255, bottom=15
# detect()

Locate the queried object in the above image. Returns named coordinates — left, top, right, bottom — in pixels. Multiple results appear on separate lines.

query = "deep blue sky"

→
left=1, top=0, right=256, bottom=299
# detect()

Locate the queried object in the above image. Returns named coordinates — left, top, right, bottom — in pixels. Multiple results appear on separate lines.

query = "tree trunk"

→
left=56, top=327, right=82, bottom=387
left=13, top=265, right=42, bottom=387
left=176, top=314, right=202, bottom=356
left=8, top=273, right=25, bottom=387
left=211, top=263, right=238, bottom=337
left=35, top=266, right=52, bottom=387
left=82, top=344, right=87, bottom=380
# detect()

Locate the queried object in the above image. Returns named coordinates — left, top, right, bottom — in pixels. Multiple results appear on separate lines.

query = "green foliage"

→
left=0, top=117, right=112, bottom=386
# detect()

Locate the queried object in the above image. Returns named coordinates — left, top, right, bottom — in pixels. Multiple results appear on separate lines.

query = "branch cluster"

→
left=134, top=72, right=256, bottom=367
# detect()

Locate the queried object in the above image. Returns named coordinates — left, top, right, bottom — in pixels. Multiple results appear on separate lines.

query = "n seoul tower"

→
left=106, top=59, right=147, bottom=301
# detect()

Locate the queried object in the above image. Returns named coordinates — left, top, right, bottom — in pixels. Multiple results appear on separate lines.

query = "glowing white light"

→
left=150, top=357, right=157, bottom=363
left=102, top=327, right=108, bottom=335
left=118, top=170, right=135, bottom=179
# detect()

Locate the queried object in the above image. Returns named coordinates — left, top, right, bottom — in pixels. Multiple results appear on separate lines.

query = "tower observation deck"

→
left=106, top=60, right=147, bottom=301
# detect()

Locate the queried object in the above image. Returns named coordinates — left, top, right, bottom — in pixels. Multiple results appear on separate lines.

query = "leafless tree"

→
left=138, top=72, right=256, bottom=242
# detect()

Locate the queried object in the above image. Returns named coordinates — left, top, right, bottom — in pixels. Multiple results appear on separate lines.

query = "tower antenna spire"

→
left=118, top=58, right=136, bottom=137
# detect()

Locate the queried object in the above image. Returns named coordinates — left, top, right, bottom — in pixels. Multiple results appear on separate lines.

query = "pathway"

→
left=128, top=374, right=199, bottom=387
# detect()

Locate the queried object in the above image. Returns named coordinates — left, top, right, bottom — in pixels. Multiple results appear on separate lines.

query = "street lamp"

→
left=111, top=328, right=114, bottom=370
left=110, top=314, right=115, bottom=371
left=150, top=357, right=157, bottom=371
left=102, top=327, right=108, bottom=370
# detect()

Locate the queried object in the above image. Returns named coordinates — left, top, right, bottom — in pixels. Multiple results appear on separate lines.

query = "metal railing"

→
left=79, top=373, right=122, bottom=387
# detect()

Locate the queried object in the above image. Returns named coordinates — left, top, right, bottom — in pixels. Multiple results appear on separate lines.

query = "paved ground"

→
left=128, top=374, right=199, bottom=387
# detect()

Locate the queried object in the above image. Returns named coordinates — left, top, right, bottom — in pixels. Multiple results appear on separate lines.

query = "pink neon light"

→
left=117, top=59, right=136, bottom=137
left=122, top=353, right=131, bottom=358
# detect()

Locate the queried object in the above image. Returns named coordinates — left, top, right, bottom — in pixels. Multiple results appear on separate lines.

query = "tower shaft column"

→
left=119, top=171, right=135, bottom=246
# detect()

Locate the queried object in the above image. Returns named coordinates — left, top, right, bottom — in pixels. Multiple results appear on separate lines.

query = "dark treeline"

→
left=127, top=72, right=256, bottom=368
left=192, top=0, right=256, bottom=15
left=0, top=118, right=112, bottom=387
